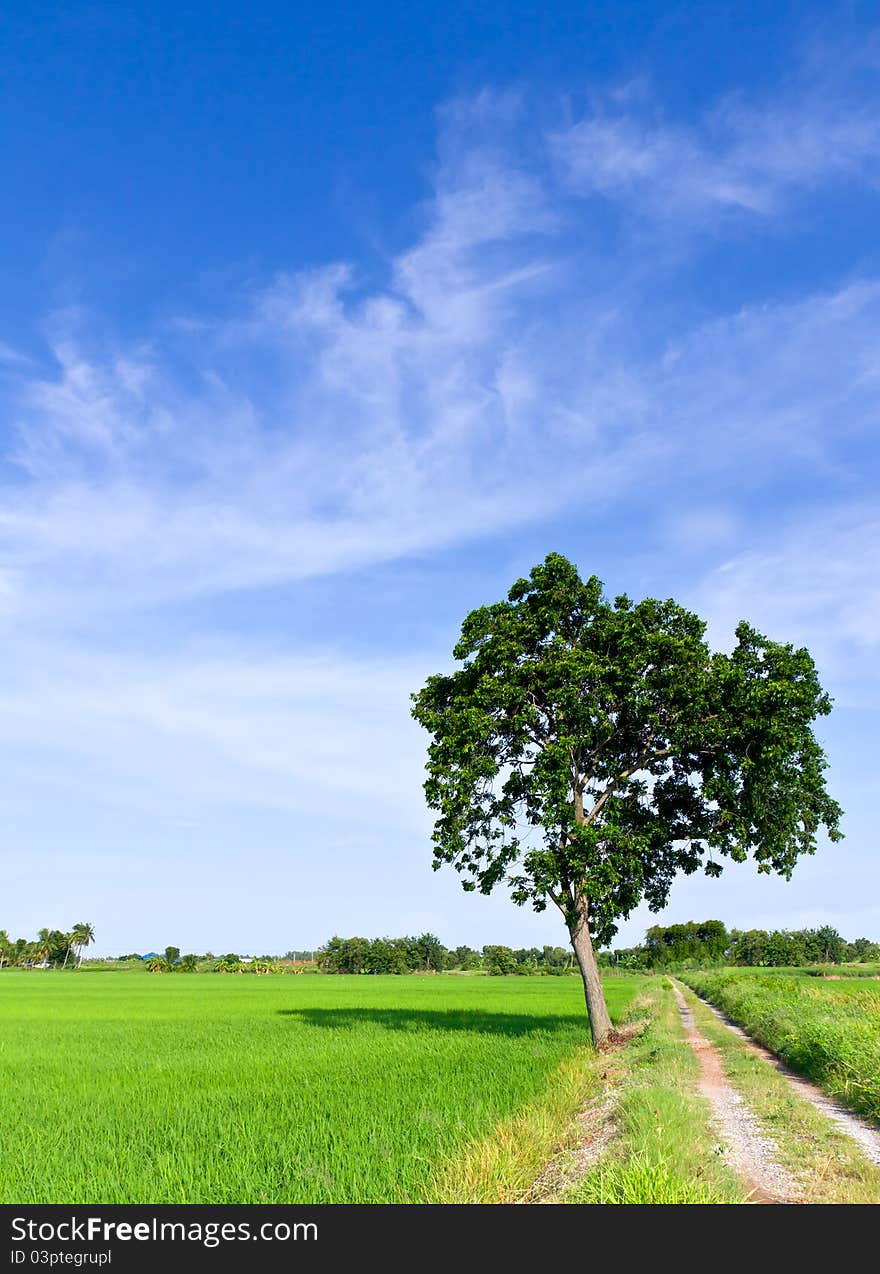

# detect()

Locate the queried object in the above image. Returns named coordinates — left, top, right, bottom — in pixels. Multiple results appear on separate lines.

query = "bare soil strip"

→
left=672, top=983, right=797, bottom=1203
left=686, top=985, right=880, bottom=1168
left=520, top=1096, right=617, bottom=1203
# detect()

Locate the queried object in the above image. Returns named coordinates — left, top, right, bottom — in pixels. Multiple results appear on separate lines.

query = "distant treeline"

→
left=6, top=920, right=878, bottom=975
left=602, top=921, right=880, bottom=969
left=0, top=924, right=95, bottom=969
left=318, top=934, right=575, bottom=975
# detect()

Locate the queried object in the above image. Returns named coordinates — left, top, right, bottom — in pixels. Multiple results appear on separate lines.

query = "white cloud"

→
left=552, top=54, right=880, bottom=222
left=651, top=281, right=880, bottom=476
left=0, top=641, right=433, bottom=825
left=4, top=267, right=879, bottom=631
left=0, top=78, right=877, bottom=838
left=692, top=510, right=880, bottom=704
left=0, top=342, right=30, bottom=367
left=1, top=58, right=879, bottom=638
left=0, top=128, right=569, bottom=623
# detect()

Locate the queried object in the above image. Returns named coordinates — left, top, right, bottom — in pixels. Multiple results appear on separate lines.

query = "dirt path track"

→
left=685, top=984, right=880, bottom=1168
left=672, top=983, right=797, bottom=1203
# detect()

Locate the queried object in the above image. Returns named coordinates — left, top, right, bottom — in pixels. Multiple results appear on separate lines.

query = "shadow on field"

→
left=277, top=1008, right=584, bottom=1036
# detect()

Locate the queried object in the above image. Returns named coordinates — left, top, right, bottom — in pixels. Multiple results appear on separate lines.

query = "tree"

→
left=763, top=930, right=805, bottom=966
left=164, top=946, right=181, bottom=966
left=542, top=945, right=571, bottom=970
left=809, top=925, right=846, bottom=964
left=482, top=945, right=517, bottom=975
left=601, top=946, right=649, bottom=971
left=411, top=553, right=842, bottom=1044
left=846, top=937, right=880, bottom=963
left=728, top=929, right=770, bottom=966
left=318, top=936, right=372, bottom=974
left=644, top=920, right=730, bottom=966
left=410, top=932, right=445, bottom=972
left=451, top=945, right=482, bottom=970
left=72, top=922, right=95, bottom=968
left=34, top=928, right=52, bottom=967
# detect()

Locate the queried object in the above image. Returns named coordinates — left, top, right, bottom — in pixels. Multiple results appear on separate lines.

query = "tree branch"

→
left=581, top=745, right=673, bottom=826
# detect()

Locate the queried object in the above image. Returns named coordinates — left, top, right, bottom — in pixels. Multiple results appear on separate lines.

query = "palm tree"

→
left=145, top=956, right=167, bottom=973
left=47, top=930, right=67, bottom=965
left=0, top=930, right=9, bottom=969
left=177, top=954, right=199, bottom=972
left=33, top=928, right=52, bottom=968
left=72, top=922, right=96, bottom=968
left=61, top=932, right=76, bottom=968
left=213, top=953, right=244, bottom=973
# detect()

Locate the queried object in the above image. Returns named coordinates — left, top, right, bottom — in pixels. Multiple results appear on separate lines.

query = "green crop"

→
left=683, top=970, right=880, bottom=1122
left=0, top=971, right=640, bottom=1203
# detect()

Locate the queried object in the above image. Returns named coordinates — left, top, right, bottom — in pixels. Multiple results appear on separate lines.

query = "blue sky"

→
left=2, top=2, right=879, bottom=956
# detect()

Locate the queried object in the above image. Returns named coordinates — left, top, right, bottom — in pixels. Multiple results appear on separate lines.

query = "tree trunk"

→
left=568, top=896, right=613, bottom=1047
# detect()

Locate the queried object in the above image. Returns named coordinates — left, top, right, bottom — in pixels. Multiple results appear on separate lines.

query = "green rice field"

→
left=0, top=972, right=641, bottom=1204
left=683, top=969, right=880, bottom=1122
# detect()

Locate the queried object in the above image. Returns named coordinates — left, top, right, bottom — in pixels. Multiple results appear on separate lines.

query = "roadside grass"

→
left=681, top=986, right=880, bottom=1204
left=0, top=971, right=642, bottom=1204
left=803, top=964, right=880, bottom=979
left=683, top=964, right=880, bottom=981
left=684, top=970, right=880, bottom=1122
left=428, top=979, right=643, bottom=1203
left=561, top=980, right=746, bottom=1204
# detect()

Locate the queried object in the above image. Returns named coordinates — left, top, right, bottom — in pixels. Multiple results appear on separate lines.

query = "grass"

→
left=562, top=979, right=746, bottom=1204
left=0, top=970, right=641, bottom=1204
left=683, top=969, right=880, bottom=1122
left=680, top=985, right=880, bottom=1204
left=430, top=1031, right=611, bottom=1202
left=803, top=964, right=880, bottom=979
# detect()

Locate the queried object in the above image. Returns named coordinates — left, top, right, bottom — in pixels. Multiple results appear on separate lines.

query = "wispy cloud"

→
left=4, top=233, right=880, bottom=630
left=0, top=342, right=30, bottom=368
left=693, top=510, right=880, bottom=703
left=552, top=47, right=880, bottom=222
left=0, top=53, right=878, bottom=797
left=0, top=114, right=614, bottom=623
left=0, top=641, right=432, bottom=823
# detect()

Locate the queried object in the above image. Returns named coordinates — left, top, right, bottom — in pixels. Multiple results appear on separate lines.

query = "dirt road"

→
left=685, top=984, right=880, bottom=1168
left=672, top=982, right=797, bottom=1203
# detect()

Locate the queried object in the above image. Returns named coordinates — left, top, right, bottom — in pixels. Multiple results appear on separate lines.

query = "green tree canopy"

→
left=482, top=945, right=518, bottom=975
left=644, top=920, right=730, bottom=966
left=412, top=553, right=842, bottom=1043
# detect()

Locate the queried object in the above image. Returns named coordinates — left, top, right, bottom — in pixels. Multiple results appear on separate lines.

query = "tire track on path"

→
left=684, top=983, right=880, bottom=1168
left=671, top=982, right=797, bottom=1203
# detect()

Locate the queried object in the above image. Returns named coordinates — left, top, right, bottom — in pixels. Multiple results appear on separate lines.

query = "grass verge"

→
left=562, top=979, right=746, bottom=1204
left=682, top=987, right=880, bottom=1204
left=428, top=1042, right=612, bottom=1202
left=428, top=980, right=648, bottom=1203
left=684, top=970, right=880, bottom=1122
